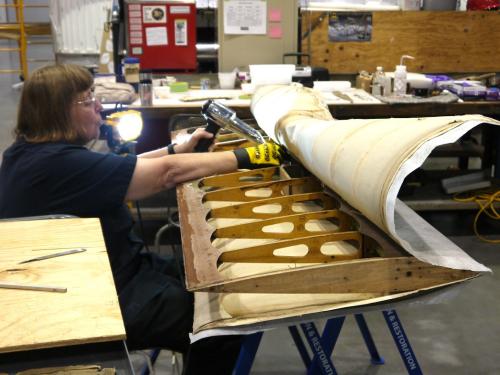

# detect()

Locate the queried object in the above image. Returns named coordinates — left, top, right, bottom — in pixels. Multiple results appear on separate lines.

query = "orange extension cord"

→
left=453, top=189, right=500, bottom=244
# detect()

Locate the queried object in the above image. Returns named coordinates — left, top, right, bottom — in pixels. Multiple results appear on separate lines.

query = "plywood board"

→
left=0, top=218, right=125, bottom=353
left=302, top=11, right=500, bottom=73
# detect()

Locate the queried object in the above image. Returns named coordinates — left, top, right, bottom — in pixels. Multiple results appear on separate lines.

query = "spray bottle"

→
left=393, top=55, right=415, bottom=96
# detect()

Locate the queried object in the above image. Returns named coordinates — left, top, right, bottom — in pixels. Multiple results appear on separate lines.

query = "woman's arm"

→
left=137, top=128, right=214, bottom=159
left=125, top=151, right=237, bottom=201
left=125, top=142, right=283, bottom=201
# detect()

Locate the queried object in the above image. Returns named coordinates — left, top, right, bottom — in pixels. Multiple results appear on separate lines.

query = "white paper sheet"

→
left=223, top=0, right=267, bottom=35
left=146, top=27, right=168, bottom=46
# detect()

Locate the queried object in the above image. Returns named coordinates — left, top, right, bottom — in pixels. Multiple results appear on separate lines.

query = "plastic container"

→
left=371, top=66, right=385, bottom=96
left=200, top=77, right=211, bottom=90
left=154, top=86, right=171, bottom=99
left=380, top=76, right=392, bottom=96
left=169, top=81, right=189, bottom=93
left=393, top=65, right=407, bottom=96
left=486, top=87, right=500, bottom=101
left=123, top=57, right=140, bottom=84
left=249, top=64, right=295, bottom=87
left=393, top=55, right=414, bottom=96
left=218, top=72, right=236, bottom=89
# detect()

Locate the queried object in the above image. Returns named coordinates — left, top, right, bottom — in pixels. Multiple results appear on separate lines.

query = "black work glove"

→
left=233, top=142, right=284, bottom=169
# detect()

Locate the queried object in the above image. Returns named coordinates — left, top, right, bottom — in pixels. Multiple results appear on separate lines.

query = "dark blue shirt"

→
left=0, top=140, right=141, bottom=290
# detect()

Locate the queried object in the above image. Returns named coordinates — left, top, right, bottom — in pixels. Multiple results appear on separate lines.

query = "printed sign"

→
left=143, top=5, right=167, bottom=23
left=224, top=0, right=267, bottom=35
left=170, top=6, right=190, bottom=14
left=146, top=26, right=168, bottom=46
left=175, top=19, right=188, bottom=45
left=132, top=46, right=143, bottom=55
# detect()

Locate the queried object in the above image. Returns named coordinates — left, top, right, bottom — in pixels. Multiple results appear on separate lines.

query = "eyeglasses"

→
left=76, top=92, right=97, bottom=107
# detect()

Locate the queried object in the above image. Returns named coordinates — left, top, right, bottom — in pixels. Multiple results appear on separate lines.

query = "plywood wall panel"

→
left=301, top=11, right=500, bottom=74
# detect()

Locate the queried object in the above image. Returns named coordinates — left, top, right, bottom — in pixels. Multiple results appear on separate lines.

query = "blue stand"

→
left=234, top=310, right=422, bottom=375
left=383, top=310, right=423, bottom=375
left=233, top=332, right=263, bottom=375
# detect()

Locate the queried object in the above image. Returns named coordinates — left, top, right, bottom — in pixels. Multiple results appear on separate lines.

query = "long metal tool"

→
left=0, top=282, right=67, bottom=293
left=195, top=99, right=266, bottom=152
left=18, top=248, right=86, bottom=264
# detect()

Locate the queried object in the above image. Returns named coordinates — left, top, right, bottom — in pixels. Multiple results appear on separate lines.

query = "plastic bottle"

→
left=371, top=66, right=385, bottom=96
left=393, top=65, right=407, bottom=96
left=393, top=55, right=414, bottom=96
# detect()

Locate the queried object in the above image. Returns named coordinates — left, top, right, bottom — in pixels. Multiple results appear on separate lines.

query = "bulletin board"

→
left=218, top=0, right=298, bottom=71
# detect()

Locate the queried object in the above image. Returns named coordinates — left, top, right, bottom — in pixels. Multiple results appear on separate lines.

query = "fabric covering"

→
left=251, top=84, right=500, bottom=272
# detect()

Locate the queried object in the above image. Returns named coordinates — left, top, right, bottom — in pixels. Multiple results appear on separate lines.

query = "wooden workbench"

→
left=0, top=217, right=125, bottom=354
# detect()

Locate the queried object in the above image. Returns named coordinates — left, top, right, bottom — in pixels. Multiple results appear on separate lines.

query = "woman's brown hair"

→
left=15, top=64, right=93, bottom=143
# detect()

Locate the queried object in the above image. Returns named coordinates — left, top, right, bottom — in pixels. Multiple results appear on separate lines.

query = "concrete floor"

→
left=1, top=59, right=499, bottom=375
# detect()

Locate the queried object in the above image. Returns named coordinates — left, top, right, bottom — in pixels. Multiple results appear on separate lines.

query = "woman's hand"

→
left=175, top=127, right=214, bottom=154
left=233, top=142, right=284, bottom=169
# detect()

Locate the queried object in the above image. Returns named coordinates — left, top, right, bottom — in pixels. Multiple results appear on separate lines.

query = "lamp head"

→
left=105, top=109, right=143, bottom=141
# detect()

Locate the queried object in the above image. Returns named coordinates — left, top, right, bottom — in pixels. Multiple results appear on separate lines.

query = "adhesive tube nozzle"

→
left=400, top=55, right=415, bottom=66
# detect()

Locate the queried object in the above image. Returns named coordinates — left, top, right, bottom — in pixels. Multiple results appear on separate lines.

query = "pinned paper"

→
left=269, top=24, right=282, bottom=39
left=143, top=6, right=167, bottom=23
left=269, top=8, right=282, bottom=22
left=223, top=0, right=266, bottom=35
left=175, top=19, right=188, bottom=46
left=146, top=27, right=168, bottom=46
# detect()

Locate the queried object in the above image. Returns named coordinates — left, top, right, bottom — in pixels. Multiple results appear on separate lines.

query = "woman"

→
left=0, top=64, right=282, bottom=373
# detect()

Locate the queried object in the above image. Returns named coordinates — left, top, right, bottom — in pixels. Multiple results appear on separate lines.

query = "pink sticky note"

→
left=269, top=24, right=282, bottom=39
left=269, top=8, right=282, bottom=22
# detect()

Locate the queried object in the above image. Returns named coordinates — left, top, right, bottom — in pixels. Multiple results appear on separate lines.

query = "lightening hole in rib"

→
left=320, top=240, right=359, bottom=255
left=292, top=201, right=323, bottom=213
left=305, top=219, right=339, bottom=232
left=262, top=222, right=294, bottom=233
left=273, top=244, right=309, bottom=257
left=245, top=188, right=273, bottom=198
left=253, top=203, right=282, bottom=214
left=239, top=174, right=263, bottom=182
